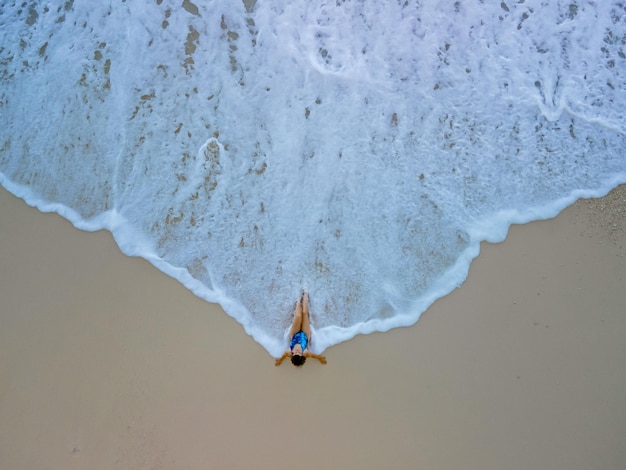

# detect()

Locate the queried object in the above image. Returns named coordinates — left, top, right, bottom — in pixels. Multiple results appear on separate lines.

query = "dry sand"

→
left=1, top=184, right=625, bottom=469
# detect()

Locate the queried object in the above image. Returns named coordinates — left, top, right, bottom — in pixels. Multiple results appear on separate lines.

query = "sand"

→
left=1, top=184, right=625, bottom=469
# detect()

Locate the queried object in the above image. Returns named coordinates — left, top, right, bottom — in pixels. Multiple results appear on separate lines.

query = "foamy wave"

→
left=1, top=1, right=625, bottom=356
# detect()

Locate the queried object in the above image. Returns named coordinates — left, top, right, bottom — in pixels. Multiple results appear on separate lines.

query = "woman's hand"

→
left=305, top=351, right=327, bottom=364
left=275, top=351, right=290, bottom=366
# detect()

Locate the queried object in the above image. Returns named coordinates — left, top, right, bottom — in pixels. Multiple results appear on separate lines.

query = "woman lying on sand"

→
left=275, top=291, right=327, bottom=367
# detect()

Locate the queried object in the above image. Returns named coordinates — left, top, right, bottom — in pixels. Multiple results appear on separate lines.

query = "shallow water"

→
left=1, top=1, right=625, bottom=355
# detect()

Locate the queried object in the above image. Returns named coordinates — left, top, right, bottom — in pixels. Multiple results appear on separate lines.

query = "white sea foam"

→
left=1, top=1, right=625, bottom=355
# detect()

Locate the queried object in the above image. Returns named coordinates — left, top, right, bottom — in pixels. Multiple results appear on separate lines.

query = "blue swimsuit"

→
left=290, top=331, right=309, bottom=352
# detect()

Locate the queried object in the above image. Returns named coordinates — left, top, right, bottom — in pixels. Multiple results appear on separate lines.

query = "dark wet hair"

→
left=291, top=354, right=306, bottom=366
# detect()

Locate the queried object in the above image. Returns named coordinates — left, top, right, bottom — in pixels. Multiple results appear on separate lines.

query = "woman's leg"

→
left=301, top=291, right=312, bottom=339
left=288, top=296, right=303, bottom=338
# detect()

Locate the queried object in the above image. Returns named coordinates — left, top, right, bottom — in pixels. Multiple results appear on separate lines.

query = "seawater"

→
left=1, top=1, right=625, bottom=356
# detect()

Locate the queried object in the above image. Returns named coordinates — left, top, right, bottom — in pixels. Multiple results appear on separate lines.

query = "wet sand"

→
left=1, top=184, right=625, bottom=469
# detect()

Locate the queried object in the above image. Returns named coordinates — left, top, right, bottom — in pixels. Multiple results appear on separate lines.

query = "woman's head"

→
left=291, top=354, right=306, bottom=366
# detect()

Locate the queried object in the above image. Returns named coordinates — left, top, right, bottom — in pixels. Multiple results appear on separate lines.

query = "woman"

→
left=275, top=291, right=327, bottom=366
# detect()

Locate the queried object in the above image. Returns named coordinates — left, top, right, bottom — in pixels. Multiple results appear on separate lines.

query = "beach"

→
left=1, top=184, right=625, bottom=469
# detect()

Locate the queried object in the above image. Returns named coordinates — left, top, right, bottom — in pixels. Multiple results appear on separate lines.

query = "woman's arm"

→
left=274, top=350, right=291, bottom=366
left=304, top=351, right=327, bottom=364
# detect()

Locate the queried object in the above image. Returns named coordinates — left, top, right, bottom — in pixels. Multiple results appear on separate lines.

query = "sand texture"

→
left=1, top=185, right=625, bottom=469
